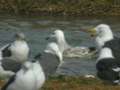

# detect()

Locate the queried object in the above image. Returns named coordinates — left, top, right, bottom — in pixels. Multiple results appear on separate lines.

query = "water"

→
left=0, top=16, right=120, bottom=76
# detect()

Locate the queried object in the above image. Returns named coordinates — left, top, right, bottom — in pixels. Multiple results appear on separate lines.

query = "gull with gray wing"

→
left=1, top=42, right=63, bottom=90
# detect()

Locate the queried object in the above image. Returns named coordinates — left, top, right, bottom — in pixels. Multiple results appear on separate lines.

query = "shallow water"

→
left=0, top=16, right=120, bottom=76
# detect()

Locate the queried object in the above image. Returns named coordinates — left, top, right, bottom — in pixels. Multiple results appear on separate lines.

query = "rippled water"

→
left=0, top=16, right=120, bottom=76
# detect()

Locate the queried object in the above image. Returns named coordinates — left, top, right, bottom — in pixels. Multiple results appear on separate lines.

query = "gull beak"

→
left=87, top=28, right=97, bottom=37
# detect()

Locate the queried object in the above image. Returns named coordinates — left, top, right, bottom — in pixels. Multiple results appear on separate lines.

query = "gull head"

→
left=15, top=32, right=26, bottom=41
left=87, top=24, right=113, bottom=38
left=87, top=24, right=114, bottom=49
left=46, top=29, right=65, bottom=42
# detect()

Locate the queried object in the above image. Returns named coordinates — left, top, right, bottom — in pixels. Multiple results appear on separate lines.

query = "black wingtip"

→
left=89, top=47, right=96, bottom=52
left=45, top=37, right=50, bottom=40
left=34, top=53, right=42, bottom=59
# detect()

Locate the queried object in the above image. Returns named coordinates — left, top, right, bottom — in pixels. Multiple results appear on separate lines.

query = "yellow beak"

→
left=87, top=28, right=96, bottom=37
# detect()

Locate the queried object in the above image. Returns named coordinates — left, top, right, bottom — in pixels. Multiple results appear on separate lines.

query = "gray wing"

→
left=1, top=59, right=22, bottom=73
left=37, top=52, right=59, bottom=77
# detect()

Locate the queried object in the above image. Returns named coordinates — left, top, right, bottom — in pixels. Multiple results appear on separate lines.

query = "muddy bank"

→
left=0, top=0, right=120, bottom=16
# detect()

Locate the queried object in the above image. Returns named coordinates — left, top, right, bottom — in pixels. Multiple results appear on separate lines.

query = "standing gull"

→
left=1, top=42, right=63, bottom=90
left=86, top=24, right=120, bottom=84
left=46, top=29, right=96, bottom=58
left=0, top=33, right=29, bottom=79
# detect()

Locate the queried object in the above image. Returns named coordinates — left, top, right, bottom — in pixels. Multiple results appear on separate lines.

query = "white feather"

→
left=7, top=61, right=45, bottom=90
left=97, top=47, right=114, bottom=63
left=10, top=40, right=29, bottom=62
